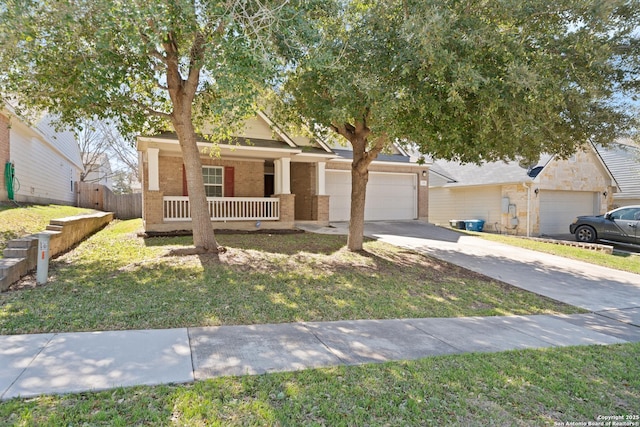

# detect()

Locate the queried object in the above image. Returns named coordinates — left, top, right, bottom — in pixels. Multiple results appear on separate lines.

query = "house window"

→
left=202, top=166, right=223, bottom=197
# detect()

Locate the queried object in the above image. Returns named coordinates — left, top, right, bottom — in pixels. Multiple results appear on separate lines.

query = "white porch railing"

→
left=163, top=196, right=280, bottom=221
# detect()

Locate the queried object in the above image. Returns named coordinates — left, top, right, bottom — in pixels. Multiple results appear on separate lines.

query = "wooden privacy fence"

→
left=76, top=182, right=142, bottom=219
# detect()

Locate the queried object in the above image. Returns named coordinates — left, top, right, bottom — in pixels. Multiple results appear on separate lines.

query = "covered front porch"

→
left=137, top=116, right=335, bottom=233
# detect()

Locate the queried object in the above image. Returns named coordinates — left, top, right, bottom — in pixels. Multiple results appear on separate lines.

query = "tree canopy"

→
left=0, top=0, right=289, bottom=252
left=2, top=0, right=638, bottom=252
left=274, top=0, right=640, bottom=249
left=0, top=0, right=279, bottom=136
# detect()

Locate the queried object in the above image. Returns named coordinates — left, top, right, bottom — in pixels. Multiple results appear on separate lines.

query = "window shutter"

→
left=224, top=166, right=234, bottom=197
left=182, top=165, right=188, bottom=196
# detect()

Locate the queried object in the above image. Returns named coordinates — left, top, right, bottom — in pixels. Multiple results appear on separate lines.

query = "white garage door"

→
left=539, top=191, right=598, bottom=235
left=326, top=170, right=417, bottom=221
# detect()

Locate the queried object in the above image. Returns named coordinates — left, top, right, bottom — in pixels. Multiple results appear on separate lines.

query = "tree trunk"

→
left=174, top=119, right=220, bottom=253
left=334, top=117, right=386, bottom=252
left=348, top=162, right=368, bottom=251
left=164, top=31, right=220, bottom=254
left=346, top=127, right=374, bottom=252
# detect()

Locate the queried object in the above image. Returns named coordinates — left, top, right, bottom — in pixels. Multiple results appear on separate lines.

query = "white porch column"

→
left=147, top=148, right=159, bottom=191
left=274, top=158, right=291, bottom=194
left=316, top=161, right=326, bottom=195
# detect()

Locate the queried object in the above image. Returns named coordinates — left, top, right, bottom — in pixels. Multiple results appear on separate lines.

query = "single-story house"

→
left=1, top=103, right=83, bottom=205
left=595, top=140, right=640, bottom=208
left=137, top=112, right=429, bottom=233
left=429, top=143, right=618, bottom=236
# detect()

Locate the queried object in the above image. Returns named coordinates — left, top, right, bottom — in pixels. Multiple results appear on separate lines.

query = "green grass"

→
left=0, top=219, right=583, bottom=334
left=1, top=219, right=636, bottom=425
left=0, top=204, right=93, bottom=255
left=1, top=343, right=638, bottom=426
left=472, top=232, right=640, bottom=274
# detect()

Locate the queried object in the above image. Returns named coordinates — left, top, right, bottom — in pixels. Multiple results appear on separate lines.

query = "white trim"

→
left=257, top=111, right=298, bottom=148
left=202, top=165, right=224, bottom=197
left=147, top=148, right=160, bottom=191
left=317, top=162, right=326, bottom=195
left=327, top=157, right=424, bottom=168
left=274, top=157, right=291, bottom=194
left=163, top=196, right=280, bottom=221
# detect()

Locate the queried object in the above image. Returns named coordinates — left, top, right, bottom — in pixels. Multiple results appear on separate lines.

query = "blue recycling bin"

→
left=464, top=220, right=485, bottom=232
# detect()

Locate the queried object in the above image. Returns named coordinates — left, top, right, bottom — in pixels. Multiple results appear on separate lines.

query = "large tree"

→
left=0, top=0, right=288, bottom=253
left=276, top=0, right=640, bottom=251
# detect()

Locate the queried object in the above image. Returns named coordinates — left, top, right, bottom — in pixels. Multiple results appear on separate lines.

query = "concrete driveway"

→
left=318, top=221, right=640, bottom=315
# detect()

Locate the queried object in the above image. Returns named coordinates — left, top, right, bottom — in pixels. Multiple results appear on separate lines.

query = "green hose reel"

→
left=4, top=161, right=16, bottom=200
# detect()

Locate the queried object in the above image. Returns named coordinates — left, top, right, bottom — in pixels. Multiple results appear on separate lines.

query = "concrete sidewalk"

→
left=2, top=220, right=640, bottom=400
left=2, top=312, right=640, bottom=400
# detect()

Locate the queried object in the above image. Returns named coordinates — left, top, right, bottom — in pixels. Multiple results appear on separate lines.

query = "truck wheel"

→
left=575, top=225, right=597, bottom=243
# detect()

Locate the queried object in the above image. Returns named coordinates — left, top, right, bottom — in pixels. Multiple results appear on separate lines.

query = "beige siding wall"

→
left=429, top=186, right=502, bottom=231
left=9, top=121, right=78, bottom=205
left=0, top=114, right=9, bottom=201
left=613, top=197, right=640, bottom=208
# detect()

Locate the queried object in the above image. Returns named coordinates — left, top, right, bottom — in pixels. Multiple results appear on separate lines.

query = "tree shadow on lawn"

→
left=0, top=235, right=580, bottom=335
left=142, top=231, right=352, bottom=256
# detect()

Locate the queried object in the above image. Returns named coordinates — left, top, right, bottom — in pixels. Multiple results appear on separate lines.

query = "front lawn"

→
left=0, top=219, right=582, bottom=334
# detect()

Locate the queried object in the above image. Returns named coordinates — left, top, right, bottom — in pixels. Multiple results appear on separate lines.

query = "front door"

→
left=264, top=174, right=274, bottom=197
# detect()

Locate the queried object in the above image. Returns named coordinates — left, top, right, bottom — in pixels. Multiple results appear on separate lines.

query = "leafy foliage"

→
left=277, top=0, right=640, bottom=163
left=0, top=0, right=292, bottom=251
left=0, top=0, right=279, bottom=137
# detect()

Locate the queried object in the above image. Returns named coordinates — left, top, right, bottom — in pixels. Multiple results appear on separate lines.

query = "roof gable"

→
left=430, top=155, right=553, bottom=187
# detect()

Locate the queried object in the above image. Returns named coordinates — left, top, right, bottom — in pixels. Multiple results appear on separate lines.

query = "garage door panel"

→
left=539, top=191, right=597, bottom=235
left=326, top=171, right=417, bottom=221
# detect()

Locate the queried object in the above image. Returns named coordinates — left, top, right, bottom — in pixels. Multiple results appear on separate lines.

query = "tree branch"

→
left=162, top=31, right=183, bottom=97
left=139, top=29, right=168, bottom=64
left=130, top=98, right=172, bottom=119
left=367, top=133, right=388, bottom=159
left=185, top=30, right=205, bottom=99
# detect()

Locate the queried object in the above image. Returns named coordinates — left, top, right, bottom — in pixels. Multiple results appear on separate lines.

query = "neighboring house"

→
left=81, top=152, right=113, bottom=189
left=595, top=140, right=640, bottom=207
left=137, top=112, right=428, bottom=233
left=429, top=144, right=618, bottom=236
left=0, top=103, right=83, bottom=205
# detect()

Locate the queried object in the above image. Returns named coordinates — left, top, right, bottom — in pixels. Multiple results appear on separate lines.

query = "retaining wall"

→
left=0, top=211, right=113, bottom=291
